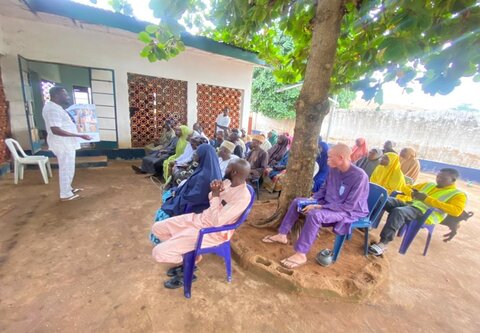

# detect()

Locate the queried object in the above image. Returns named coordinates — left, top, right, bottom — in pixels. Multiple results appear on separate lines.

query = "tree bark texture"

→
left=253, top=0, right=345, bottom=228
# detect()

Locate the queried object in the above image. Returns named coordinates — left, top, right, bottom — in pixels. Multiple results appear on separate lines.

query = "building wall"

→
left=0, top=14, right=254, bottom=148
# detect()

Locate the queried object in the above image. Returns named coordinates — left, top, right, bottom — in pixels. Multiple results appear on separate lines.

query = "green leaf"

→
left=140, top=45, right=153, bottom=58
left=138, top=31, right=152, bottom=43
left=177, top=41, right=186, bottom=52
left=405, top=87, right=414, bottom=94
left=473, top=74, right=480, bottom=83
left=147, top=53, right=157, bottom=62
left=145, top=25, right=158, bottom=34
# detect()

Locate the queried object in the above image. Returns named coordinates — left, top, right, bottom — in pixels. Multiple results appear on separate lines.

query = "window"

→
left=73, top=86, right=92, bottom=104
left=41, top=80, right=55, bottom=103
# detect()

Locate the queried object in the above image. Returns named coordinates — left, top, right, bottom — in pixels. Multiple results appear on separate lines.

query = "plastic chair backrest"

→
left=366, top=183, right=389, bottom=225
left=194, top=184, right=256, bottom=253
left=5, top=138, right=27, bottom=160
left=230, top=184, right=256, bottom=229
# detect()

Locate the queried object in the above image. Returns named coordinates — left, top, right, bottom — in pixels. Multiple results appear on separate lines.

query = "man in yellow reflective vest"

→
left=369, top=168, right=467, bottom=256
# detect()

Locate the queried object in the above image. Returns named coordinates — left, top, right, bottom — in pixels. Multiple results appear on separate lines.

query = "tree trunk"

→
left=252, top=0, right=345, bottom=228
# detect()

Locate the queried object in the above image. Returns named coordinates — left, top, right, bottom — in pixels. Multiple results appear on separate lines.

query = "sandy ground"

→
left=0, top=161, right=479, bottom=332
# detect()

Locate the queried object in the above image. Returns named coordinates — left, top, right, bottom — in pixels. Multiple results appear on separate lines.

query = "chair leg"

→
left=39, top=161, right=49, bottom=184
left=399, top=220, right=422, bottom=255
left=19, top=163, right=24, bottom=180
left=13, top=161, right=19, bottom=184
left=364, top=228, right=369, bottom=256
left=423, top=226, right=435, bottom=256
left=46, top=161, right=53, bottom=177
left=182, top=251, right=196, bottom=299
left=223, top=244, right=232, bottom=282
left=332, top=235, right=347, bottom=262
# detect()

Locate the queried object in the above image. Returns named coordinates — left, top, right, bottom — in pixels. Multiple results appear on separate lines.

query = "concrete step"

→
left=49, top=156, right=108, bottom=168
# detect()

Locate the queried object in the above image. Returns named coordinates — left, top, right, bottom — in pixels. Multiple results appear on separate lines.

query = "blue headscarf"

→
left=312, top=140, right=330, bottom=192
left=161, top=144, right=222, bottom=216
left=269, top=151, right=289, bottom=178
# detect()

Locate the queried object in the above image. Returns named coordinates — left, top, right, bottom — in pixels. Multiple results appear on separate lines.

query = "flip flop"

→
left=280, top=258, right=306, bottom=269
left=60, top=194, right=81, bottom=202
left=262, top=235, right=288, bottom=245
left=368, top=244, right=385, bottom=256
left=164, top=274, right=197, bottom=289
left=72, top=188, right=84, bottom=194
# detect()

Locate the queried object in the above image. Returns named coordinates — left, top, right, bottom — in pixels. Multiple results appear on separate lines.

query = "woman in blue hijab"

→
left=162, top=144, right=222, bottom=216
left=312, top=139, right=329, bottom=192
left=150, top=144, right=222, bottom=244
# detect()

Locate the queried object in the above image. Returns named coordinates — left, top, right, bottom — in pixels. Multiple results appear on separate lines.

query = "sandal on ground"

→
left=280, top=258, right=306, bottom=269
left=368, top=243, right=385, bottom=256
left=164, top=274, right=197, bottom=289
left=60, top=194, right=81, bottom=202
left=262, top=235, right=288, bottom=245
left=72, top=188, right=84, bottom=194
left=166, top=264, right=198, bottom=277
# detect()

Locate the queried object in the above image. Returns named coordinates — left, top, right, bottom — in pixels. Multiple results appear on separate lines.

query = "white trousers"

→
left=51, top=148, right=76, bottom=199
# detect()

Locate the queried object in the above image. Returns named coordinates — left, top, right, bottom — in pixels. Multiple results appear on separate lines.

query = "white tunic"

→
left=42, top=101, right=80, bottom=151
left=216, top=114, right=231, bottom=132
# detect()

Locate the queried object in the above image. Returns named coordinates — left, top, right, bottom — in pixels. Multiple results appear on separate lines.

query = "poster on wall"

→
left=66, top=104, right=100, bottom=143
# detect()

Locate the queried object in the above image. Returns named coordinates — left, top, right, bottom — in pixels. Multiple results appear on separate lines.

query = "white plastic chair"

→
left=5, top=138, right=52, bottom=184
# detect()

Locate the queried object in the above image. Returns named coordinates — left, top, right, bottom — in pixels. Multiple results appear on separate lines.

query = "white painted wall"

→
left=0, top=11, right=255, bottom=148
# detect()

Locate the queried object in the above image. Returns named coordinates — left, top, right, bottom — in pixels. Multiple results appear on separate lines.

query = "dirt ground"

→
left=0, top=161, right=479, bottom=332
left=233, top=201, right=388, bottom=299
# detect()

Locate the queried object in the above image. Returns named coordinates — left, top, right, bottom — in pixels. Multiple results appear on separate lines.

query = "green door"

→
left=18, top=56, right=42, bottom=153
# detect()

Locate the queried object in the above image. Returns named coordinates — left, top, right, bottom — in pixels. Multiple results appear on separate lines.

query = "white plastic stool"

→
left=5, top=138, right=52, bottom=184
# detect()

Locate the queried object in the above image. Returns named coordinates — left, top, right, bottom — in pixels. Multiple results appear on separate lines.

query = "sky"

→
left=75, top=0, right=480, bottom=110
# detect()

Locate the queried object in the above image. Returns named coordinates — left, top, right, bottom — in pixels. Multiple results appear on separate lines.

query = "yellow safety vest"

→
left=411, top=183, right=462, bottom=225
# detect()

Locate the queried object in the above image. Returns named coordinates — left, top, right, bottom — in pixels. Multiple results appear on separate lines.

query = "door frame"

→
left=17, top=56, right=119, bottom=151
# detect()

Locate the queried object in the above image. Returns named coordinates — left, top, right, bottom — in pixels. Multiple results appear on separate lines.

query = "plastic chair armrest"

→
left=194, top=223, right=237, bottom=252
left=199, top=223, right=237, bottom=235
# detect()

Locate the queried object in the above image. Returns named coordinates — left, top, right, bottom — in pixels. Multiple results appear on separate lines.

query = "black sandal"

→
left=164, top=274, right=197, bottom=289
left=166, top=264, right=198, bottom=277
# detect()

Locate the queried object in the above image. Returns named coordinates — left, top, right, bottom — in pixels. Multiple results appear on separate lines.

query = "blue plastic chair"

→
left=250, top=178, right=260, bottom=200
left=332, top=183, right=388, bottom=262
left=182, top=185, right=256, bottom=298
left=388, top=191, right=437, bottom=256
left=398, top=208, right=435, bottom=256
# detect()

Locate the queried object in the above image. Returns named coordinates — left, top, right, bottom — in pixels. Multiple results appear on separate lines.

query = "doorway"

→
left=18, top=56, right=118, bottom=152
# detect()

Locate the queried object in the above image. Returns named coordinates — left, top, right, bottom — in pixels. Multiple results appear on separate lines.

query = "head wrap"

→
left=252, top=134, right=265, bottom=143
left=220, top=140, right=236, bottom=153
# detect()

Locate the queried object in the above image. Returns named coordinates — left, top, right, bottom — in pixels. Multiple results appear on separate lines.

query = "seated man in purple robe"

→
left=262, top=143, right=370, bottom=269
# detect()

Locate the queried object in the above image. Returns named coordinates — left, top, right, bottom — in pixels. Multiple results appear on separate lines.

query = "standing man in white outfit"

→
left=215, top=107, right=231, bottom=133
left=42, top=87, right=91, bottom=201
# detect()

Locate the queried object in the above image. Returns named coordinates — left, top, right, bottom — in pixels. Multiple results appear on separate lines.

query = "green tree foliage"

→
left=134, top=0, right=479, bottom=226
left=336, top=89, right=356, bottom=109
left=97, top=0, right=133, bottom=16
left=252, top=68, right=298, bottom=120
left=140, top=1, right=480, bottom=101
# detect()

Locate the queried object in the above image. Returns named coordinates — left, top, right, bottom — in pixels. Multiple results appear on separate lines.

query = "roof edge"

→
left=22, top=0, right=265, bottom=65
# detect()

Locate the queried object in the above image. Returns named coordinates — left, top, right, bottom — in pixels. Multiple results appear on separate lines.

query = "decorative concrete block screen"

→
left=196, top=84, right=242, bottom=138
left=128, top=73, right=187, bottom=147
left=0, top=67, right=10, bottom=164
